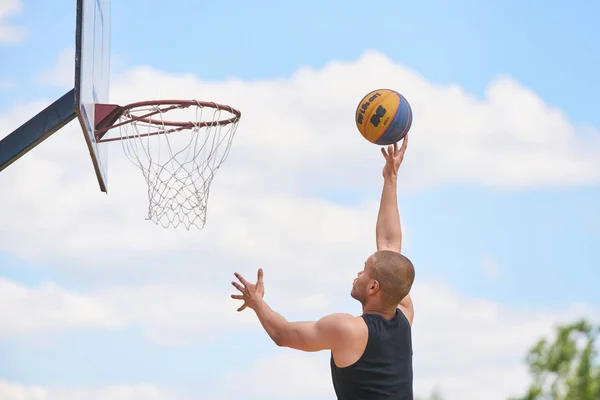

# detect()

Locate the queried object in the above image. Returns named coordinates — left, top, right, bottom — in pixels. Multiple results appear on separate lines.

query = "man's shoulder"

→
left=324, top=313, right=369, bottom=358
left=318, top=313, right=366, bottom=331
left=319, top=312, right=361, bottom=325
left=318, top=313, right=368, bottom=341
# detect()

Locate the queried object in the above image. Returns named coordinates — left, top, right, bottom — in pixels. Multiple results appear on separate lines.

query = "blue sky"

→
left=0, top=1, right=598, bottom=399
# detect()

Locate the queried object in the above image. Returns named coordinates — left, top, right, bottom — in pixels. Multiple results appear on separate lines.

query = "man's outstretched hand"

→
left=381, top=135, right=408, bottom=179
left=231, top=269, right=265, bottom=312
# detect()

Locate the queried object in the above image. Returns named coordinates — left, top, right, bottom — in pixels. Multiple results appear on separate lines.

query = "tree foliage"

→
left=510, top=319, right=600, bottom=400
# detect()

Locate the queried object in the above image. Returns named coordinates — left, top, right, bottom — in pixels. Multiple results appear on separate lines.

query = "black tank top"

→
left=330, top=308, right=413, bottom=400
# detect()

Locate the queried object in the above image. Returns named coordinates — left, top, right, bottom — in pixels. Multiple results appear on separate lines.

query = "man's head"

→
left=351, top=250, right=415, bottom=309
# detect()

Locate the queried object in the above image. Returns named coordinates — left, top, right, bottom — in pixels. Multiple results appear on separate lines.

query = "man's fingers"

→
left=234, top=272, right=250, bottom=287
left=237, top=304, right=247, bottom=312
left=230, top=294, right=244, bottom=300
left=400, top=134, right=409, bottom=152
left=257, top=268, right=264, bottom=283
left=381, top=147, right=387, bottom=158
left=231, top=281, right=245, bottom=292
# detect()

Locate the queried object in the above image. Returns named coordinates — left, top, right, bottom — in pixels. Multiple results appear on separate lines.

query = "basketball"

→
left=355, top=89, right=412, bottom=145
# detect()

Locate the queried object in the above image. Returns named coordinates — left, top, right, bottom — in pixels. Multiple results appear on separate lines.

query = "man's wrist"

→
left=251, top=298, right=267, bottom=313
left=384, top=174, right=398, bottom=184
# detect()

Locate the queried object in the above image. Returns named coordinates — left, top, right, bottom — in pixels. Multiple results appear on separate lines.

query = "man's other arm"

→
left=253, top=300, right=356, bottom=351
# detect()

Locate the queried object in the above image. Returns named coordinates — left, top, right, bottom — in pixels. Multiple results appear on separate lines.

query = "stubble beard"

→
left=351, top=279, right=365, bottom=304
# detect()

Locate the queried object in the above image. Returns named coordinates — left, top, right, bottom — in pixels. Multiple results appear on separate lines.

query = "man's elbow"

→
left=273, top=334, right=285, bottom=347
left=269, top=327, right=293, bottom=347
left=271, top=328, right=301, bottom=349
left=267, top=330, right=285, bottom=347
left=274, top=331, right=299, bottom=348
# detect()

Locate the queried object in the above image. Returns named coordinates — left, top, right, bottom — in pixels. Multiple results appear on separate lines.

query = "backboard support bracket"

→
left=95, top=103, right=123, bottom=141
left=0, top=89, right=76, bottom=173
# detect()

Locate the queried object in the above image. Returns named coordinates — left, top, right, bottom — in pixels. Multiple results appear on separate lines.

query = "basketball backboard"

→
left=74, top=0, right=110, bottom=192
left=0, top=0, right=241, bottom=229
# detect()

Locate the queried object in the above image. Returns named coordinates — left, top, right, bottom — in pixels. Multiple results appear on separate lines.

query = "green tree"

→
left=510, top=319, right=600, bottom=400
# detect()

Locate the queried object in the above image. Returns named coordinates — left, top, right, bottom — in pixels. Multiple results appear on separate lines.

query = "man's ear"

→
left=368, top=279, right=380, bottom=294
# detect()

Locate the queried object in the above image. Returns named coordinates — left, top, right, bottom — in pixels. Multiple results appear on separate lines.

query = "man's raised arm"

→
left=376, top=137, right=414, bottom=324
left=376, top=158, right=402, bottom=252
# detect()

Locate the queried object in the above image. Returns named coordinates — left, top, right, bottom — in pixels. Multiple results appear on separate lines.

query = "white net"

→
left=113, top=101, right=240, bottom=230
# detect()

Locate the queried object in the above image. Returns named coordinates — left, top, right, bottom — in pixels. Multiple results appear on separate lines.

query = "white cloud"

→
left=0, top=278, right=121, bottom=339
left=111, top=55, right=600, bottom=190
left=0, top=0, right=26, bottom=44
left=0, top=272, right=346, bottom=346
left=223, top=351, right=333, bottom=399
left=0, top=380, right=188, bottom=400
left=0, top=277, right=261, bottom=345
left=1, top=50, right=598, bottom=276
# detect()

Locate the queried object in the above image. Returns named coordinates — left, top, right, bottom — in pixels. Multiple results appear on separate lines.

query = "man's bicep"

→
left=278, top=314, right=352, bottom=352
left=277, top=321, right=323, bottom=352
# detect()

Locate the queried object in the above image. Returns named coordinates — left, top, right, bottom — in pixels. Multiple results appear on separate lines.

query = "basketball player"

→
left=231, top=135, right=415, bottom=400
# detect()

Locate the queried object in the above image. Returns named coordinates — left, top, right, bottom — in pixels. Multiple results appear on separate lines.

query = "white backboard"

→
left=75, top=0, right=110, bottom=192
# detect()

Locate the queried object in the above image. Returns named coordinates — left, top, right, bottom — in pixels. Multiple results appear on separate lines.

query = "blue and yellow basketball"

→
left=355, top=89, right=412, bottom=145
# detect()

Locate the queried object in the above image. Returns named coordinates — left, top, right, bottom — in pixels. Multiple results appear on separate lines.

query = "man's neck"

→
left=362, top=305, right=397, bottom=320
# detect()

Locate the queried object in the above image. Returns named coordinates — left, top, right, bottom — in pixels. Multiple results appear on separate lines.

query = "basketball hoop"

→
left=94, top=99, right=241, bottom=230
